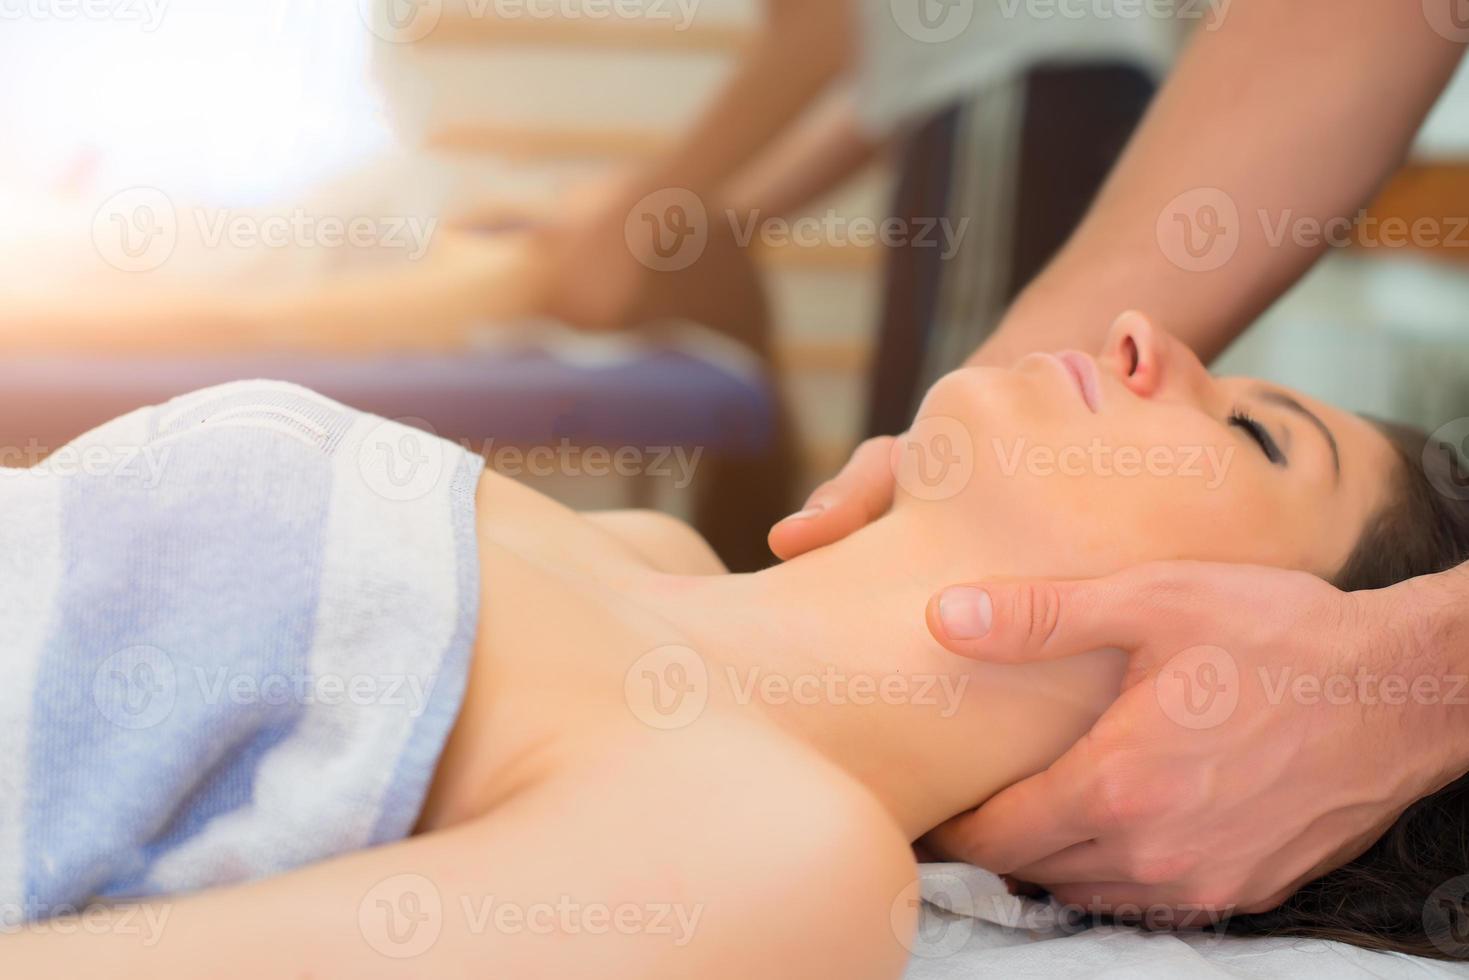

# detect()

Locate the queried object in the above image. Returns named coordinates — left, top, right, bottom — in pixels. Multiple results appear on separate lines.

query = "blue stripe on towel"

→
left=10, top=381, right=483, bottom=919
left=25, top=424, right=332, bottom=908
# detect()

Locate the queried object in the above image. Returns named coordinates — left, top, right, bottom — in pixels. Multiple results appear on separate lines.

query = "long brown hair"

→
left=1221, top=421, right=1469, bottom=958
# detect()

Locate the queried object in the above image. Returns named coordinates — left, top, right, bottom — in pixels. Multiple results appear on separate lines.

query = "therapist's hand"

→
left=536, top=177, right=656, bottom=332
left=768, top=436, right=898, bottom=560
left=921, top=560, right=1469, bottom=918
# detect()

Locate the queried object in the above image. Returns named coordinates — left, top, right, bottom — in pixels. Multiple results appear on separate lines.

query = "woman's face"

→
left=896, top=312, right=1396, bottom=579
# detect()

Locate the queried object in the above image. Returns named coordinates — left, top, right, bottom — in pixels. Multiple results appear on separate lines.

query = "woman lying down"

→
left=6, top=313, right=1469, bottom=976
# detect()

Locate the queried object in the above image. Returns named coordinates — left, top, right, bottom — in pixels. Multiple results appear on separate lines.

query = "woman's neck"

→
left=641, top=508, right=1125, bottom=840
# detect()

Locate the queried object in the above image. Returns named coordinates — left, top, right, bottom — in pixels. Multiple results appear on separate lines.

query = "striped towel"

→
left=0, top=381, right=483, bottom=924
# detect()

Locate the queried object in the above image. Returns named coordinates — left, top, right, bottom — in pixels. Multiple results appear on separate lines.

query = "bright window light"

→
left=0, top=0, right=395, bottom=204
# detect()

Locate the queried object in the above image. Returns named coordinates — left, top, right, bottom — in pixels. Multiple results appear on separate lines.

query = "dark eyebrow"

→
left=1254, top=387, right=1340, bottom=482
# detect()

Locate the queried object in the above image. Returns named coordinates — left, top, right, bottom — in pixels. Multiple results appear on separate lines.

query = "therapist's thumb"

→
left=926, top=567, right=1162, bottom=663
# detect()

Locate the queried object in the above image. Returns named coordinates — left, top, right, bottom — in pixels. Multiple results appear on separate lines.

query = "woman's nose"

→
left=1100, top=310, right=1210, bottom=403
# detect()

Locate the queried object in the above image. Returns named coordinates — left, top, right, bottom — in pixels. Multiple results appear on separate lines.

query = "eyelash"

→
left=1228, top=409, right=1286, bottom=465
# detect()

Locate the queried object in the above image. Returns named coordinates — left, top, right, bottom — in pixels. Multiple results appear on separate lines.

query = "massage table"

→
left=0, top=331, right=776, bottom=459
left=0, top=222, right=790, bottom=569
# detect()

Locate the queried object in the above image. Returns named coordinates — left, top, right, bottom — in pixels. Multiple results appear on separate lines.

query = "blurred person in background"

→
left=515, top=0, right=1174, bottom=332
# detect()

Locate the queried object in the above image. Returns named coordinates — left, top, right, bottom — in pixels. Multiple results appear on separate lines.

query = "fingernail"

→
left=938, top=587, right=992, bottom=641
left=781, top=504, right=825, bottom=522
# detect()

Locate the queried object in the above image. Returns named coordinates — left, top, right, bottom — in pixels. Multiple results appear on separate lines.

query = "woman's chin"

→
left=913, top=366, right=1047, bottom=437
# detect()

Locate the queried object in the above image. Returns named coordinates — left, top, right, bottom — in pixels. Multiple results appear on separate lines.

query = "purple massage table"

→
left=0, top=349, right=778, bottom=454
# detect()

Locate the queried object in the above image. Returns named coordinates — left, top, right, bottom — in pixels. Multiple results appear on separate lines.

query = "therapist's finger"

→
left=925, top=561, right=1209, bottom=663
left=1008, top=839, right=1122, bottom=886
left=924, top=740, right=1103, bottom=873
left=768, top=436, right=896, bottom=560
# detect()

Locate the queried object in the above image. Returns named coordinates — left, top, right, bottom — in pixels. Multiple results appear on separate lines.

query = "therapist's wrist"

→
left=1365, top=563, right=1469, bottom=788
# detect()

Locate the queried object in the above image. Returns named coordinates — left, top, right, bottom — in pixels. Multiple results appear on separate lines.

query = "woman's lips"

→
left=1052, top=351, right=1102, bottom=413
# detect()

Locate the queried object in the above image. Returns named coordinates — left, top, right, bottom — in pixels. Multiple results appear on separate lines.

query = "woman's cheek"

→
left=1046, top=468, right=1254, bottom=563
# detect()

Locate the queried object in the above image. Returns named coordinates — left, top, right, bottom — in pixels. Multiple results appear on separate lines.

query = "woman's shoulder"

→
left=582, top=509, right=727, bottom=574
left=562, top=711, right=920, bottom=979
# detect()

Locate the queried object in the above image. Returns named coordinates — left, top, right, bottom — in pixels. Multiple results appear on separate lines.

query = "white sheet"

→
left=905, top=864, right=1469, bottom=979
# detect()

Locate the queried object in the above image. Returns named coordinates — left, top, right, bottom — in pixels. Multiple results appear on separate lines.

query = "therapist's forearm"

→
left=971, top=0, right=1466, bottom=368
left=638, top=0, right=853, bottom=202
left=722, top=96, right=882, bottom=222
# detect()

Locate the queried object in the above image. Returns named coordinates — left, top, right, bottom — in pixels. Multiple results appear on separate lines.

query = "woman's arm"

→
left=720, top=95, right=882, bottom=227
left=532, top=0, right=856, bottom=331
left=0, top=231, right=547, bottom=354
left=635, top=0, right=854, bottom=202
left=7, top=718, right=916, bottom=980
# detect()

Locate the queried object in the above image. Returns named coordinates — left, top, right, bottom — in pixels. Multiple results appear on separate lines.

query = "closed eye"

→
left=1228, top=409, right=1286, bottom=466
